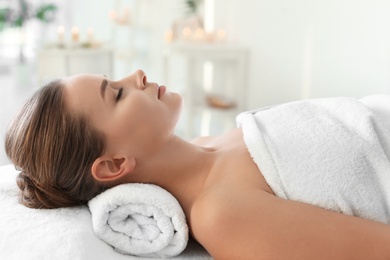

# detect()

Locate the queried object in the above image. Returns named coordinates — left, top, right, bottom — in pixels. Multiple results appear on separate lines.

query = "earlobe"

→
left=91, top=156, right=136, bottom=182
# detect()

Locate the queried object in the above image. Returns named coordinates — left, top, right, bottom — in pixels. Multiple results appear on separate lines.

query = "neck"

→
left=130, top=134, right=218, bottom=216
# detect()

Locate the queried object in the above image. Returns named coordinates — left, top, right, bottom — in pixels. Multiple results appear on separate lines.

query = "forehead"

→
left=64, top=74, right=103, bottom=90
left=63, top=74, right=104, bottom=113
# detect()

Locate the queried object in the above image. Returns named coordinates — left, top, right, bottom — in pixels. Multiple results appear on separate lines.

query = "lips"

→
left=158, top=85, right=166, bottom=99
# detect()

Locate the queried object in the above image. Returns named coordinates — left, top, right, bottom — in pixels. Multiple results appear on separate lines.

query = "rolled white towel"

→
left=88, top=183, right=189, bottom=258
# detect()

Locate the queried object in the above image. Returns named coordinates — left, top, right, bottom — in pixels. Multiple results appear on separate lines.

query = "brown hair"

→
left=5, top=79, right=107, bottom=209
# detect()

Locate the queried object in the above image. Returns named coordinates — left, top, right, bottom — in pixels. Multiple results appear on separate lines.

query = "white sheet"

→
left=0, top=164, right=212, bottom=260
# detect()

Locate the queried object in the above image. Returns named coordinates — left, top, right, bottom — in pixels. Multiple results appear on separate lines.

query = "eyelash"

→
left=116, top=88, right=123, bottom=101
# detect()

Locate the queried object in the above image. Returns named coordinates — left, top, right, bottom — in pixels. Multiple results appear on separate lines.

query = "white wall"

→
left=218, top=0, right=390, bottom=108
left=67, top=0, right=390, bottom=108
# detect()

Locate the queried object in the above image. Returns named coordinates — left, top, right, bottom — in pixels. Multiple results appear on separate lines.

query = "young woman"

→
left=5, top=70, right=390, bottom=259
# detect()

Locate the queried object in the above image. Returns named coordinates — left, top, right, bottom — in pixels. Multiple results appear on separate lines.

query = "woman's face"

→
left=63, top=70, right=183, bottom=158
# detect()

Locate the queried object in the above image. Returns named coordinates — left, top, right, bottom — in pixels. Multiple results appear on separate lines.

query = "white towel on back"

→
left=88, top=183, right=189, bottom=258
left=237, top=95, right=390, bottom=223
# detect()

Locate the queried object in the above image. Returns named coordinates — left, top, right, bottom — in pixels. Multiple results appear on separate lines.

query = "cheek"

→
left=107, top=105, right=154, bottom=141
left=101, top=108, right=138, bottom=146
left=104, top=121, right=132, bottom=150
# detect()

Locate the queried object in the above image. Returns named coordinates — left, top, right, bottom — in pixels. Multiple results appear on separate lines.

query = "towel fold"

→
left=237, top=95, right=390, bottom=224
left=88, top=183, right=189, bottom=258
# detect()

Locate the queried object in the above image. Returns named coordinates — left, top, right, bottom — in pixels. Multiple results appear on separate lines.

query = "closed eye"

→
left=116, top=88, right=123, bottom=101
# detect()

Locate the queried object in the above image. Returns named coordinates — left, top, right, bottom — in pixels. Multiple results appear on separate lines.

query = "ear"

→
left=91, top=155, right=136, bottom=182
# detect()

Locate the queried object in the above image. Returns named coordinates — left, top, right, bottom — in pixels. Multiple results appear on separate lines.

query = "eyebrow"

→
left=100, top=79, right=108, bottom=100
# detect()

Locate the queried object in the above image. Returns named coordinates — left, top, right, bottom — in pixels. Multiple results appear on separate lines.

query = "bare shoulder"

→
left=190, top=185, right=390, bottom=260
left=190, top=185, right=273, bottom=259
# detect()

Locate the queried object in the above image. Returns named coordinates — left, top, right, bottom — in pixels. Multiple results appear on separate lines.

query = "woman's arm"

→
left=192, top=188, right=390, bottom=260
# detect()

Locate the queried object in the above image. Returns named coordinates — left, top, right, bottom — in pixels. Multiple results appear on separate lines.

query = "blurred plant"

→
left=0, top=0, right=57, bottom=62
left=184, top=0, right=203, bottom=16
left=0, top=8, right=7, bottom=31
left=0, top=0, right=57, bottom=30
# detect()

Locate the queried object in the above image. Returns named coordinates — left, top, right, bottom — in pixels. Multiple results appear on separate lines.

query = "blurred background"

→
left=1, top=0, right=390, bottom=165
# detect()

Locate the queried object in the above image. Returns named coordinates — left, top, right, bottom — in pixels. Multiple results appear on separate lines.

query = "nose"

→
left=134, top=69, right=147, bottom=89
left=118, top=70, right=147, bottom=90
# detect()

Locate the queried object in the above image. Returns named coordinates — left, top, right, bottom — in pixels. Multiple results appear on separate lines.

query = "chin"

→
left=171, top=95, right=183, bottom=124
left=168, top=92, right=183, bottom=111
